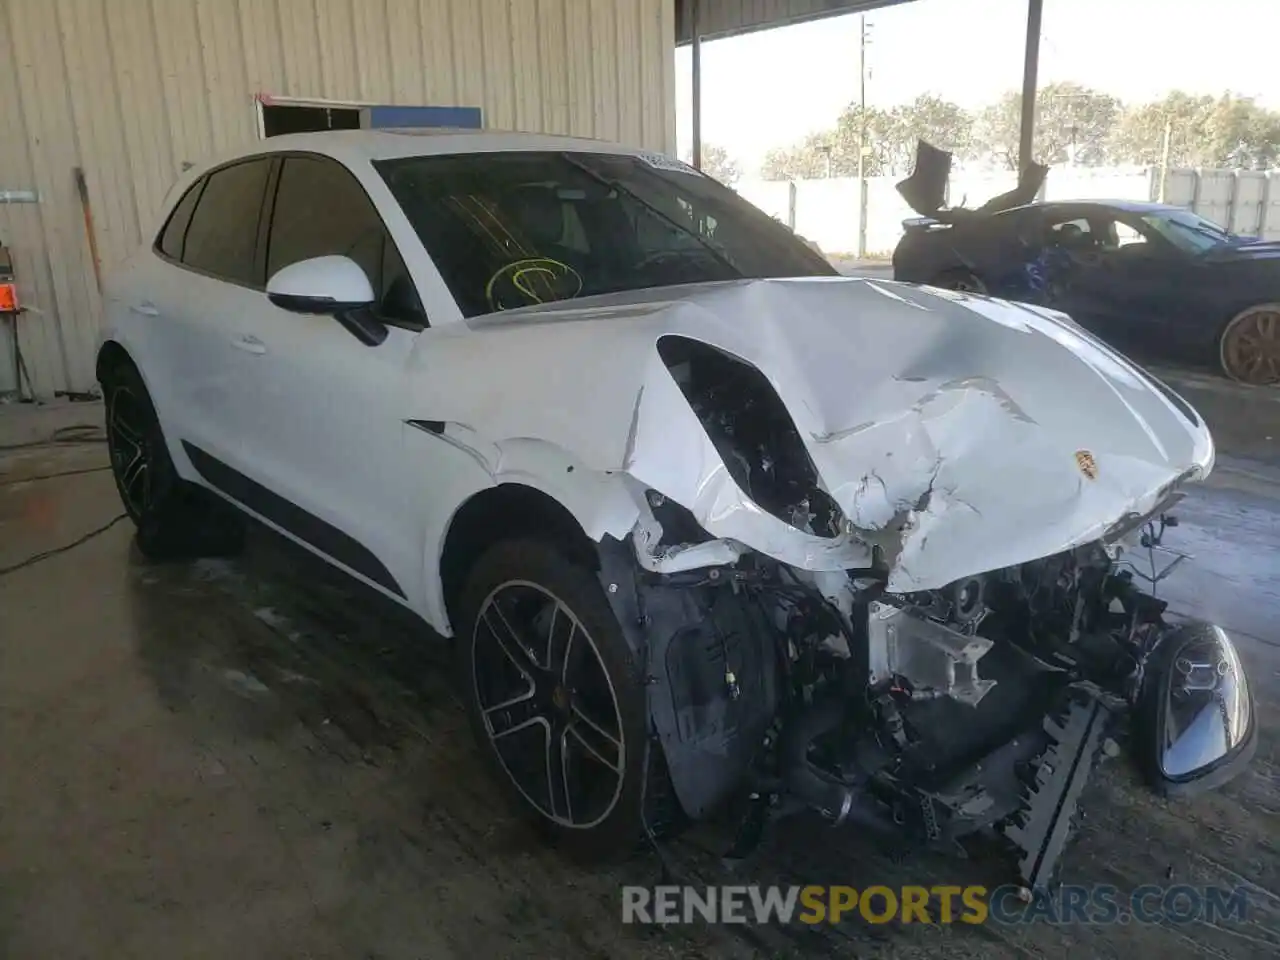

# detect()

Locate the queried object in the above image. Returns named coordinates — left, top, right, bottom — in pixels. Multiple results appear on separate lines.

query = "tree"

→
left=880, top=95, right=972, bottom=174
left=970, top=82, right=1120, bottom=169
left=1109, top=92, right=1280, bottom=169
left=697, top=143, right=742, bottom=185
left=760, top=96, right=970, bottom=181
left=761, top=105, right=895, bottom=180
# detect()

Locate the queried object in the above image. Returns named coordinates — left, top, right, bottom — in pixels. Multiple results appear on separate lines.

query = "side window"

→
left=1112, top=220, right=1148, bottom=248
left=267, top=155, right=424, bottom=327
left=156, top=178, right=205, bottom=261
left=1046, top=216, right=1095, bottom=251
left=181, top=159, right=273, bottom=285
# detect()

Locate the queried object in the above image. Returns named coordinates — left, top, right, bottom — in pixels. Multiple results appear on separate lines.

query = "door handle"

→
left=130, top=301, right=159, bottom=316
left=231, top=334, right=267, bottom=355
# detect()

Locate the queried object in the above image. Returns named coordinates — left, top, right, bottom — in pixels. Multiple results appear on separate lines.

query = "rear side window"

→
left=181, top=159, right=272, bottom=286
left=156, top=179, right=205, bottom=261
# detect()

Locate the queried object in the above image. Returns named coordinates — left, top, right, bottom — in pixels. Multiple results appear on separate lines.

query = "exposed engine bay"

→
left=595, top=340, right=1255, bottom=891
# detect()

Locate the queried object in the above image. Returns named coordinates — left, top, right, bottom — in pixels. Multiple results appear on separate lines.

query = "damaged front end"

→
left=594, top=329, right=1256, bottom=891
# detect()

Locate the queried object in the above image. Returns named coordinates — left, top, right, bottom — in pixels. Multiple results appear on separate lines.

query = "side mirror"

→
left=1135, top=621, right=1256, bottom=796
left=266, top=255, right=387, bottom=346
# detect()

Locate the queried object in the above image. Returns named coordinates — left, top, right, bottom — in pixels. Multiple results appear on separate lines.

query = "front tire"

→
left=102, top=361, right=245, bottom=560
left=457, top=539, right=676, bottom=859
left=1219, top=304, right=1280, bottom=385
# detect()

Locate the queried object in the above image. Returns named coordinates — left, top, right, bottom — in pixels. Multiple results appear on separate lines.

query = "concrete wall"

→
left=0, top=0, right=677, bottom=399
left=739, top=166, right=1280, bottom=258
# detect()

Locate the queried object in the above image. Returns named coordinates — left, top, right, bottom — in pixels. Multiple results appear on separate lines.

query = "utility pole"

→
left=1158, top=117, right=1173, bottom=202
left=690, top=0, right=702, bottom=170
left=857, top=14, right=868, bottom=258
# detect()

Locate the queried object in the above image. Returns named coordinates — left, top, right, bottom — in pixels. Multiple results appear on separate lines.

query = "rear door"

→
left=140, top=157, right=275, bottom=469
left=225, top=153, right=428, bottom=601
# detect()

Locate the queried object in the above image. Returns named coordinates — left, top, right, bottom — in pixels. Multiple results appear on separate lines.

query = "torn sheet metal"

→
left=407, top=277, right=1213, bottom=589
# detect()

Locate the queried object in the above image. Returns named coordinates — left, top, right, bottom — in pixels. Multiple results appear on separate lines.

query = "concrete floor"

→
left=1, top=391, right=1277, bottom=960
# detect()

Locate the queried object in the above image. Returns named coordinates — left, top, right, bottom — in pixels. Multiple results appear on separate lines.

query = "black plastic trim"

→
left=182, top=441, right=404, bottom=598
left=405, top=419, right=446, bottom=435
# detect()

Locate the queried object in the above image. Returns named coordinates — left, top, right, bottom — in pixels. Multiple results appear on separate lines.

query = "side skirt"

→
left=181, top=440, right=406, bottom=600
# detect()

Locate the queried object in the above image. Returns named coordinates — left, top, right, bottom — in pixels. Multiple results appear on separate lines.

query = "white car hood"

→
left=411, top=278, right=1214, bottom=591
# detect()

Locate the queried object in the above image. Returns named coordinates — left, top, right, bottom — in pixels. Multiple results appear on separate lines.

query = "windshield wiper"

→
left=558, top=153, right=742, bottom=276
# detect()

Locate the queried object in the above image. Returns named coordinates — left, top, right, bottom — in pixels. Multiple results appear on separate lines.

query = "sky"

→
left=676, top=0, right=1280, bottom=174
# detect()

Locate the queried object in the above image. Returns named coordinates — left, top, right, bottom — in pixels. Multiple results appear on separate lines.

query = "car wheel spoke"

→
left=489, top=708, right=547, bottom=743
left=546, top=723, right=573, bottom=822
left=565, top=717, right=622, bottom=773
left=568, top=701, right=622, bottom=762
left=110, top=400, right=143, bottom=448
left=548, top=604, right=577, bottom=680
left=483, top=685, right=540, bottom=737
left=121, top=450, right=149, bottom=500
left=483, top=602, right=540, bottom=676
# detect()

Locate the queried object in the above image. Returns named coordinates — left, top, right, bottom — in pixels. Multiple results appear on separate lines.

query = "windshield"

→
left=1140, top=210, right=1231, bottom=255
left=374, top=151, right=836, bottom=317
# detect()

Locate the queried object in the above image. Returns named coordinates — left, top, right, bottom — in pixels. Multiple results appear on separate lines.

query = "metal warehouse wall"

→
left=0, top=0, right=676, bottom=399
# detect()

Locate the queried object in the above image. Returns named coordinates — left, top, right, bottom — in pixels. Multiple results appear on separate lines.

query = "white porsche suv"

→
left=100, top=130, right=1251, bottom=883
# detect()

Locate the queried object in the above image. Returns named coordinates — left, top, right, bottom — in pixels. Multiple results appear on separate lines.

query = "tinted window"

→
left=157, top=179, right=205, bottom=260
left=267, top=156, right=423, bottom=326
left=182, top=159, right=272, bottom=285
left=374, top=152, right=836, bottom=318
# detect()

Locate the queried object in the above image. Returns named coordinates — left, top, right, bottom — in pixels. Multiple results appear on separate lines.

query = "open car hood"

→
left=896, top=139, right=1050, bottom=219
left=410, top=278, right=1213, bottom=591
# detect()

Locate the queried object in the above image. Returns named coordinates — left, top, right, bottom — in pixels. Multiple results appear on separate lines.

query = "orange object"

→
left=0, top=281, right=17, bottom=313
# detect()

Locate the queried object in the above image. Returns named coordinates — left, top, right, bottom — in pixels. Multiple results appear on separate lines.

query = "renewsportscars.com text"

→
left=621, top=884, right=1251, bottom=926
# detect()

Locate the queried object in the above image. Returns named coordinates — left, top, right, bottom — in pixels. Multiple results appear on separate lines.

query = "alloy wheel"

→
left=107, top=385, right=152, bottom=517
left=471, top=580, right=626, bottom=829
left=1221, top=306, right=1280, bottom=385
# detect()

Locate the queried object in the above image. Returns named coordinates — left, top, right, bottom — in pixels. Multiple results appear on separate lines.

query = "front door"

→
left=1050, top=213, right=1188, bottom=356
left=225, top=153, right=429, bottom=604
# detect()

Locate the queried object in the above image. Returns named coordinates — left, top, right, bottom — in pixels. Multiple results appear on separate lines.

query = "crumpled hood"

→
left=411, top=278, right=1213, bottom=591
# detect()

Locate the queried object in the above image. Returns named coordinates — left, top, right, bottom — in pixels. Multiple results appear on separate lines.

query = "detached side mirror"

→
left=266, top=255, right=387, bottom=346
left=1135, top=621, right=1256, bottom=797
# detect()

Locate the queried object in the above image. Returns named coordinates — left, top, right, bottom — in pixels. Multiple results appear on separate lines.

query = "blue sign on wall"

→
left=361, top=106, right=483, bottom=130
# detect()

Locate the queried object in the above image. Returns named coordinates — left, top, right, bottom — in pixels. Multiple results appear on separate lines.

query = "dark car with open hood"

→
left=892, top=140, right=1280, bottom=385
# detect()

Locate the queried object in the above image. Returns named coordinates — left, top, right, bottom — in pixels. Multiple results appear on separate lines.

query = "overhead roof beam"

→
left=675, top=0, right=913, bottom=45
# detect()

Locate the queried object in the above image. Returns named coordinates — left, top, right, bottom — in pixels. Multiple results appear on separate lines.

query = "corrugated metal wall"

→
left=0, top=0, right=677, bottom=399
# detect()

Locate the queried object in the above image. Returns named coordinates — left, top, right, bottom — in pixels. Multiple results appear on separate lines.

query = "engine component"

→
left=1003, top=686, right=1112, bottom=890
left=867, top=601, right=996, bottom=706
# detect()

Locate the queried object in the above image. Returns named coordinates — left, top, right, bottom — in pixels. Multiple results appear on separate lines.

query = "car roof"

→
left=213, top=128, right=652, bottom=168
left=1039, top=199, right=1189, bottom=215
left=155, top=129, right=684, bottom=228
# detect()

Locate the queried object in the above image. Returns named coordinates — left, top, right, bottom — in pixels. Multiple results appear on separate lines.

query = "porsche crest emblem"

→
left=1075, top=449, right=1099, bottom=481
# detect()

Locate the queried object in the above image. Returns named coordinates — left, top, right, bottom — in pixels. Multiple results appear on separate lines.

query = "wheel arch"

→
left=96, top=339, right=136, bottom=385
left=437, top=482, right=606, bottom=638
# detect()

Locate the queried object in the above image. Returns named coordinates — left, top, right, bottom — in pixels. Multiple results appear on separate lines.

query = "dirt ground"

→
left=1, top=391, right=1277, bottom=960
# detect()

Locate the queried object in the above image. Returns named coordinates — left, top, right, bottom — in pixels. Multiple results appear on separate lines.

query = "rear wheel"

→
left=458, top=539, right=678, bottom=858
left=932, top=268, right=987, bottom=294
left=102, top=361, right=245, bottom=559
left=1219, top=304, right=1280, bottom=385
